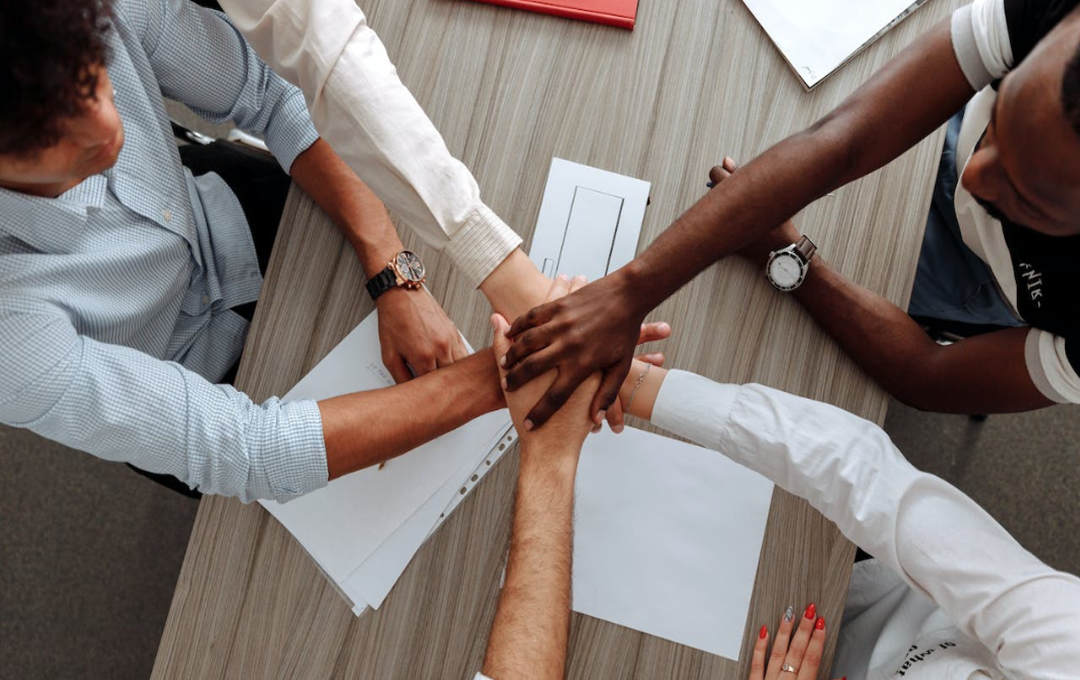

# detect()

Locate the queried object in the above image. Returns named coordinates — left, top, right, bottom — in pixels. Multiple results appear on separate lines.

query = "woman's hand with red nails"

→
left=748, top=603, right=842, bottom=680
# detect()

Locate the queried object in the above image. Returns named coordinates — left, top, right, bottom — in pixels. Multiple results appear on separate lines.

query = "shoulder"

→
left=952, top=0, right=1080, bottom=88
left=109, top=0, right=168, bottom=54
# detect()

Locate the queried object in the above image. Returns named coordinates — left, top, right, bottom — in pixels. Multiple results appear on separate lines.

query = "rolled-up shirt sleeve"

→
left=0, top=311, right=327, bottom=503
left=651, top=370, right=1080, bottom=677
left=217, top=0, right=522, bottom=288
left=135, top=0, right=319, bottom=172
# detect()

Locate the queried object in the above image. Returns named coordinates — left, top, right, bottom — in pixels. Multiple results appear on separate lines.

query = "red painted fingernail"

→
left=759, top=625, right=768, bottom=639
left=815, top=616, right=825, bottom=630
left=804, top=603, right=816, bottom=619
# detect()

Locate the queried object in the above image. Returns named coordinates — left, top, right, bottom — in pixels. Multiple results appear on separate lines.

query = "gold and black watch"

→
left=365, top=250, right=426, bottom=301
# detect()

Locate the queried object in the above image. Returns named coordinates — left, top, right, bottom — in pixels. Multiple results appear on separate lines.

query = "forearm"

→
left=483, top=444, right=577, bottom=680
left=320, top=349, right=503, bottom=478
left=291, top=138, right=550, bottom=317
left=790, top=256, right=1049, bottom=413
left=290, top=138, right=404, bottom=277
left=618, top=19, right=969, bottom=315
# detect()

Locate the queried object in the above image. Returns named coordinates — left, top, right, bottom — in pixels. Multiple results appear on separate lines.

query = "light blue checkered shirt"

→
left=0, top=0, right=327, bottom=502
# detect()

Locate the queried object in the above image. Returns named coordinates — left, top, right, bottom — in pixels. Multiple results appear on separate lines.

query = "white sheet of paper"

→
left=742, top=0, right=927, bottom=88
left=341, top=425, right=516, bottom=610
left=572, top=426, right=774, bottom=660
left=530, top=158, right=649, bottom=281
left=260, top=312, right=511, bottom=585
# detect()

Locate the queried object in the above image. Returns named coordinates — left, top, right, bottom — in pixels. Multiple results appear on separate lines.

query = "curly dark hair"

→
left=0, top=0, right=114, bottom=157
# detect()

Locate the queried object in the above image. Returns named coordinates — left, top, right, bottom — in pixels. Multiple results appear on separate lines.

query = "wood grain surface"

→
left=153, top=0, right=963, bottom=677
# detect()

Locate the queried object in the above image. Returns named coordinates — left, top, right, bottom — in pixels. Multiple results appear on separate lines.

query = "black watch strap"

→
left=366, top=265, right=398, bottom=301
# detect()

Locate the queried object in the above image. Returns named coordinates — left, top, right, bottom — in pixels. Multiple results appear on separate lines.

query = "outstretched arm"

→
left=481, top=278, right=598, bottom=680
left=0, top=311, right=502, bottom=503
left=716, top=158, right=1052, bottom=414
left=321, top=349, right=504, bottom=479
left=216, top=0, right=551, bottom=321
left=502, top=17, right=976, bottom=428
left=291, top=138, right=469, bottom=381
left=746, top=224, right=1050, bottom=413
left=636, top=371, right=1080, bottom=679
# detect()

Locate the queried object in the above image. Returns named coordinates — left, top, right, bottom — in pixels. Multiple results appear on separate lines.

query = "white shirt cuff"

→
left=444, top=204, right=523, bottom=288
left=650, top=369, right=739, bottom=448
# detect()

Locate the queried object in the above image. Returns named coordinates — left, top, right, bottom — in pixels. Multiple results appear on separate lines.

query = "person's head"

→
left=961, top=9, right=1080, bottom=237
left=0, top=0, right=123, bottom=197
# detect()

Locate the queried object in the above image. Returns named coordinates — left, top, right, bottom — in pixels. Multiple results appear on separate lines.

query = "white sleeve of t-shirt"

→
left=1024, top=328, right=1080, bottom=402
left=951, top=0, right=1013, bottom=89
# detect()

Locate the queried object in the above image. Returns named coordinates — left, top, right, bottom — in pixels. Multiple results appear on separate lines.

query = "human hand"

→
left=708, top=157, right=800, bottom=264
left=376, top=286, right=469, bottom=383
left=493, top=275, right=599, bottom=457
left=502, top=270, right=665, bottom=429
left=750, top=603, right=839, bottom=680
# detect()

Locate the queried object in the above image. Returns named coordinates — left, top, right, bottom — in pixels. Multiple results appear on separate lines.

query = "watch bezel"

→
left=766, top=247, right=808, bottom=292
left=392, top=250, right=426, bottom=287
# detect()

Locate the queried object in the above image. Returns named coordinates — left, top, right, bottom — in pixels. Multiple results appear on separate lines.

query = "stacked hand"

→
left=492, top=276, right=600, bottom=465
left=376, top=286, right=468, bottom=383
left=501, top=272, right=661, bottom=430
left=494, top=275, right=667, bottom=443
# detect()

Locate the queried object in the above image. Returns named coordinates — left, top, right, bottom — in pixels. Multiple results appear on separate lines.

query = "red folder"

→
left=469, top=0, right=639, bottom=30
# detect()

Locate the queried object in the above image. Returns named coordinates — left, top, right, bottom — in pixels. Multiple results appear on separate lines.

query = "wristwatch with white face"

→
left=765, top=236, right=817, bottom=292
left=365, top=250, right=426, bottom=301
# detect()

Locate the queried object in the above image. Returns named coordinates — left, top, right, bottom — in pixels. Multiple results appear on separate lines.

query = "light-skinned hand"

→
left=492, top=275, right=599, bottom=458
left=750, top=603, right=843, bottom=680
left=376, top=286, right=469, bottom=383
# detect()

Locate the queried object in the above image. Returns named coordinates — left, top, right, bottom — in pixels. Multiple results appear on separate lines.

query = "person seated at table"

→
left=0, top=0, right=662, bottom=501
left=479, top=302, right=1080, bottom=679
left=499, top=0, right=1080, bottom=427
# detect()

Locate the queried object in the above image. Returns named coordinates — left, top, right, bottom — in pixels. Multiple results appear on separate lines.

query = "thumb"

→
left=490, top=314, right=512, bottom=376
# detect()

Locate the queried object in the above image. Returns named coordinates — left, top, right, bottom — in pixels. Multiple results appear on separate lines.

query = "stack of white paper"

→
left=260, top=311, right=516, bottom=614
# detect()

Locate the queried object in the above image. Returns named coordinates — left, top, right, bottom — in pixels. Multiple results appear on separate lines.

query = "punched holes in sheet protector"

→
left=437, top=432, right=518, bottom=521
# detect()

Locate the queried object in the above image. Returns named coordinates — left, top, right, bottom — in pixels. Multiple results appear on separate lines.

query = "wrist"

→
left=612, top=259, right=654, bottom=317
left=469, top=348, right=506, bottom=413
left=518, top=443, right=579, bottom=482
left=351, top=230, right=404, bottom=279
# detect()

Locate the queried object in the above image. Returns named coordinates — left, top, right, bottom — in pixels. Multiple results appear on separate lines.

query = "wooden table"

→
left=153, top=0, right=962, bottom=677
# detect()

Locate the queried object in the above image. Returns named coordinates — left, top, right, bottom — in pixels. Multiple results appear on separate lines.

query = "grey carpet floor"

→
left=1, top=401, right=1076, bottom=679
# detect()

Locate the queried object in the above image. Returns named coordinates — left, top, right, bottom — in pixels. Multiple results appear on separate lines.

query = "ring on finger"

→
left=780, top=664, right=797, bottom=674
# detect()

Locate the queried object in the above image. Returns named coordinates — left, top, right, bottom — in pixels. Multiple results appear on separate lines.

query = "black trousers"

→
left=127, top=140, right=291, bottom=499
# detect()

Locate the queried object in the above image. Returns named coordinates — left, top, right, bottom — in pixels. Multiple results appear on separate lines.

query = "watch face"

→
left=395, top=251, right=425, bottom=282
left=768, top=252, right=802, bottom=288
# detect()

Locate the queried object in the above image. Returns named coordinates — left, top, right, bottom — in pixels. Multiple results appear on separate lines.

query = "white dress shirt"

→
left=217, top=0, right=523, bottom=288
left=650, top=371, right=1080, bottom=680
